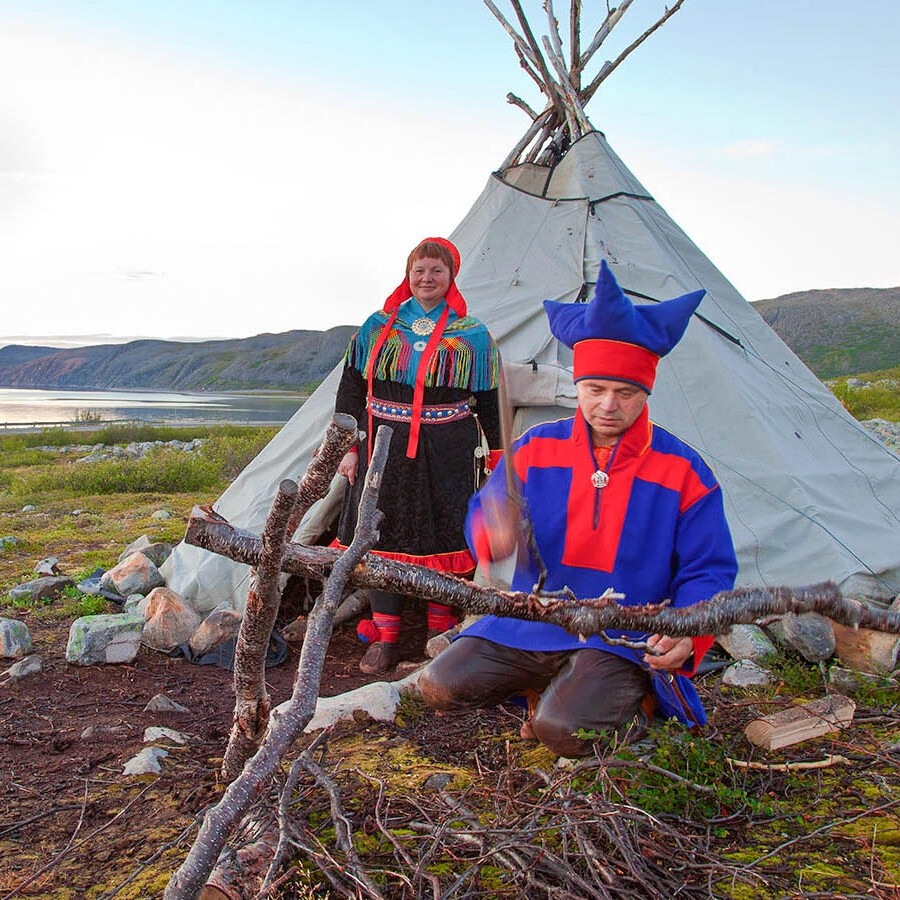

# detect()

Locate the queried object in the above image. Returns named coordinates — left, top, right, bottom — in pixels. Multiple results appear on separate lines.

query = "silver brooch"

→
left=411, top=317, right=436, bottom=336
left=591, top=470, right=609, bottom=489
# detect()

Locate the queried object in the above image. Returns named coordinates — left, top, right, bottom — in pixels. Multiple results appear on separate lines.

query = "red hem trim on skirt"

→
left=330, top=539, right=475, bottom=575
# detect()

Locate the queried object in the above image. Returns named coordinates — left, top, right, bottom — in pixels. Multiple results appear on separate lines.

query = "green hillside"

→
left=752, top=286, right=900, bottom=378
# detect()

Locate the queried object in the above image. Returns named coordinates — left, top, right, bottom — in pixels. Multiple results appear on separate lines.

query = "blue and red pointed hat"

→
left=543, top=260, right=705, bottom=393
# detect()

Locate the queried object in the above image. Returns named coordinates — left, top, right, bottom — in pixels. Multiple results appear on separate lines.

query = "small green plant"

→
left=6, top=583, right=111, bottom=620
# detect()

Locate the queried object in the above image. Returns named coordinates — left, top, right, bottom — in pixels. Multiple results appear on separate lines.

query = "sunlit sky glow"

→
left=1, top=0, right=897, bottom=342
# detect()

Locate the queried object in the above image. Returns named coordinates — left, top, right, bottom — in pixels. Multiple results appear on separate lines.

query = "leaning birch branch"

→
left=163, top=426, right=394, bottom=900
left=583, top=0, right=686, bottom=104
left=578, top=0, right=632, bottom=72
left=221, top=479, right=297, bottom=782
left=286, top=412, right=359, bottom=541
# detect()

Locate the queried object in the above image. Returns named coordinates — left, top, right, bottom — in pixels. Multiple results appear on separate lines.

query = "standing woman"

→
left=334, top=237, right=502, bottom=674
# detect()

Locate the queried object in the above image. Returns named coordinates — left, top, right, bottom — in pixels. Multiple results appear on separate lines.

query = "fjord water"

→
left=0, top=388, right=306, bottom=429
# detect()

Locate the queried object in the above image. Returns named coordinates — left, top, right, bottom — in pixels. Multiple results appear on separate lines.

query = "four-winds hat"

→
left=543, top=259, right=705, bottom=393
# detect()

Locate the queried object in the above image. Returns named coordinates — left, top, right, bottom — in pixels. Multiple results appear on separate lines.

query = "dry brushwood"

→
left=163, top=425, right=392, bottom=900
left=221, top=414, right=358, bottom=782
left=487, top=0, right=686, bottom=168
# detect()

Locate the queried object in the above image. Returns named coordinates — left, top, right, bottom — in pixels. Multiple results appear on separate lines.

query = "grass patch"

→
left=11, top=451, right=224, bottom=497
left=828, top=364, right=900, bottom=421
left=6, top=582, right=113, bottom=621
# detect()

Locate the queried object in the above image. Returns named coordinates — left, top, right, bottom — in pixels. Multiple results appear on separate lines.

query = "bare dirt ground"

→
left=2, top=600, right=900, bottom=900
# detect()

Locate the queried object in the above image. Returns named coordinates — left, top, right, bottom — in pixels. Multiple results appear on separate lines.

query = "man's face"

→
left=575, top=378, right=648, bottom=446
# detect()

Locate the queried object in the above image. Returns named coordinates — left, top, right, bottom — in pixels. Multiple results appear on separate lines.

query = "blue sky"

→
left=1, top=0, right=897, bottom=340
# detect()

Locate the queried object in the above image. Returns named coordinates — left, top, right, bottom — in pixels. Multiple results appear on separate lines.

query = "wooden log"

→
left=743, top=695, right=856, bottom=751
left=832, top=620, right=900, bottom=675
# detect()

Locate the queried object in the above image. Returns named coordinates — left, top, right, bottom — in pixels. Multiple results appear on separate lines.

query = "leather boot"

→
left=359, top=641, right=399, bottom=675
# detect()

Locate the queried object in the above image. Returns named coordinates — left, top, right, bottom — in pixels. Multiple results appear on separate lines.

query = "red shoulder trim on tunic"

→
left=636, top=448, right=714, bottom=513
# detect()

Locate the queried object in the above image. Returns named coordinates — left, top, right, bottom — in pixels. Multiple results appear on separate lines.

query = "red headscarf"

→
left=366, top=237, right=467, bottom=460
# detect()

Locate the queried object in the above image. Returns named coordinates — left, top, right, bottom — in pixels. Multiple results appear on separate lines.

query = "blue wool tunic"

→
left=462, top=405, right=737, bottom=724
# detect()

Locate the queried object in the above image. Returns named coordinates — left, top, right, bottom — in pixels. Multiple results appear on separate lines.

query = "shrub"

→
left=11, top=448, right=224, bottom=496
left=200, top=427, right=279, bottom=480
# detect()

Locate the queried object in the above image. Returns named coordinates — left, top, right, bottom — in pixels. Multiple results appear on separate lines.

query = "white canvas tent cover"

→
left=163, top=131, right=900, bottom=612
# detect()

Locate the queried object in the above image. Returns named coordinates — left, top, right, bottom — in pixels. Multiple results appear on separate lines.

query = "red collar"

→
left=572, top=405, right=652, bottom=462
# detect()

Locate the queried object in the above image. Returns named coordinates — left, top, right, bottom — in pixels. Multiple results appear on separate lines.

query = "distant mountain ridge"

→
left=752, top=286, right=900, bottom=378
left=1, top=286, right=897, bottom=391
left=0, top=327, right=356, bottom=392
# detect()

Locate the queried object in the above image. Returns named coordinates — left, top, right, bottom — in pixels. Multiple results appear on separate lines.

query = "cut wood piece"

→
left=743, top=694, right=856, bottom=751
left=832, top=620, right=900, bottom=675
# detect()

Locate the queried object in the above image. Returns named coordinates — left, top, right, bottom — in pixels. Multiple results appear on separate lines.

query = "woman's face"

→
left=408, top=256, right=452, bottom=311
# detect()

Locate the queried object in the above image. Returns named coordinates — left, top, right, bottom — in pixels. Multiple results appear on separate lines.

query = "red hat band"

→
left=573, top=339, right=659, bottom=393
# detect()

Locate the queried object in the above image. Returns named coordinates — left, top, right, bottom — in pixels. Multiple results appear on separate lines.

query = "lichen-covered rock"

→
left=0, top=618, right=32, bottom=658
left=188, top=608, right=242, bottom=657
left=141, top=587, right=201, bottom=651
left=780, top=612, right=836, bottom=662
left=7, top=576, right=74, bottom=603
left=66, top=613, right=144, bottom=665
left=828, top=664, right=892, bottom=694
left=100, top=553, right=164, bottom=597
left=716, top=624, right=777, bottom=662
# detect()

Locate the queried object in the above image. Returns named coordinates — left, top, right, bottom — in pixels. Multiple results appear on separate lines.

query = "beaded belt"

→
left=368, top=397, right=471, bottom=424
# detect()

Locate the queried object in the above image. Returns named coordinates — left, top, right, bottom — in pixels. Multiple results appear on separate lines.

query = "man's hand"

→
left=644, top=634, right=693, bottom=671
left=337, top=451, right=359, bottom=486
left=480, top=493, right=518, bottom=559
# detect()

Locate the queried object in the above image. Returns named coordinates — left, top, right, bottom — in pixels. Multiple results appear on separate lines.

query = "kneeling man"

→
left=419, top=261, right=738, bottom=757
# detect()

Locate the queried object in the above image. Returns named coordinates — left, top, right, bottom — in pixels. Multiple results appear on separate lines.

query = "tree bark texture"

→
left=221, top=413, right=359, bottom=782
left=285, top=412, right=358, bottom=541
left=163, top=425, right=392, bottom=900
left=185, top=509, right=900, bottom=640
left=220, top=479, right=297, bottom=782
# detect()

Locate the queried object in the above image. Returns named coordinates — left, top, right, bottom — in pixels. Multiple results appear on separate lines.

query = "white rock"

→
left=34, top=556, right=59, bottom=575
left=151, top=510, right=172, bottom=521
left=144, top=692, right=189, bottom=713
left=292, top=681, right=402, bottom=733
left=123, top=746, right=169, bottom=776
left=144, top=726, right=188, bottom=745
left=21, top=505, right=36, bottom=513
left=722, top=658, right=774, bottom=687
left=2, top=654, right=43, bottom=683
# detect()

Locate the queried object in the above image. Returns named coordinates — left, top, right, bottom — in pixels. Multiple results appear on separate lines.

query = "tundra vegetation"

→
left=1, top=420, right=898, bottom=898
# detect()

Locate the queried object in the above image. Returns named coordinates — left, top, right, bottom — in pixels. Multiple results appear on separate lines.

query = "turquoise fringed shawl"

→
left=345, top=299, right=500, bottom=391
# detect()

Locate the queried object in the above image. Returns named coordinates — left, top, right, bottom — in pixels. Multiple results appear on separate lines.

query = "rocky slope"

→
left=0, top=327, right=355, bottom=392
left=752, top=286, right=900, bottom=378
